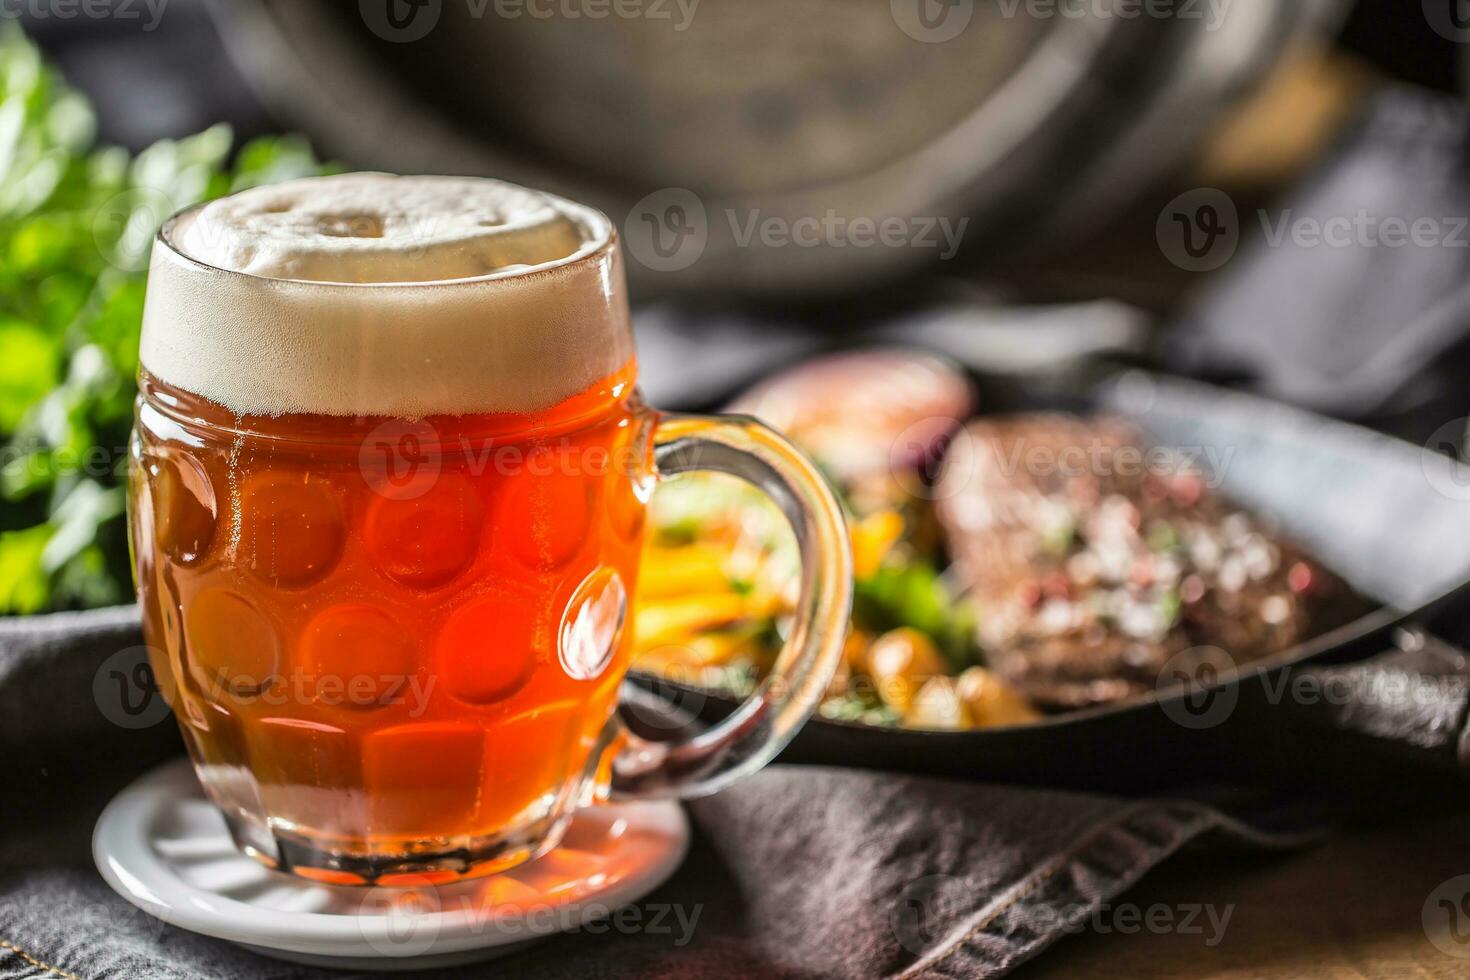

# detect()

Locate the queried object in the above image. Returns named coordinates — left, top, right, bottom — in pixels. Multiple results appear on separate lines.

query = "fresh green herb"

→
left=0, top=26, right=331, bottom=613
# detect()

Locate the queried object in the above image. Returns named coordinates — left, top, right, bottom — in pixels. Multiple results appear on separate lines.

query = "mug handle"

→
left=607, top=413, right=853, bottom=800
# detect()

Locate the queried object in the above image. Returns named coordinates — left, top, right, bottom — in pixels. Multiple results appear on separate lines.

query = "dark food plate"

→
left=628, top=350, right=1470, bottom=792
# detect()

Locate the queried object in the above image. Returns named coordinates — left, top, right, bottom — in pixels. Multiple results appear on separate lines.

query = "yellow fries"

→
left=636, top=544, right=733, bottom=599
left=635, top=628, right=766, bottom=672
left=633, top=592, right=754, bottom=649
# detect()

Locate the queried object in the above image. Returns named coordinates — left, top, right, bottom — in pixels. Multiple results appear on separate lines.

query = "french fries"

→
left=636, top=543, right=732, bottom=599
left=631, top=477, right=1039, bottom=731
left=632, top=588, right=778, bottom=649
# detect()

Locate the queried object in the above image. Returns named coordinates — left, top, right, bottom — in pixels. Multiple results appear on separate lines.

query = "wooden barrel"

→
left=210, top=0, right=1342, bottom=296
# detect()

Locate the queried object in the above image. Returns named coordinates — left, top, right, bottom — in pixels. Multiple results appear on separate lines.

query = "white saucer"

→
left=93, top=758, right=689, bottom=971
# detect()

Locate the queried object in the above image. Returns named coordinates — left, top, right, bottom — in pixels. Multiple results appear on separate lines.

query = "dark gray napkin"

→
left=1, top=608, right=1324, bottom=980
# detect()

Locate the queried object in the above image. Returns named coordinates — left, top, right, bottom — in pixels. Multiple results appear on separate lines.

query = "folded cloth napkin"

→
left=1, top=607, right=1465, bottom=980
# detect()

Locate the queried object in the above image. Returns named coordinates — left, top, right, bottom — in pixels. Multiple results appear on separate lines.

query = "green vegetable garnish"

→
left=853, top=560, right=982, bottom=670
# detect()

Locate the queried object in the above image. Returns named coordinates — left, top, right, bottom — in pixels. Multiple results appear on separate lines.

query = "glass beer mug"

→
left=127, top=175, right=851, bottom=884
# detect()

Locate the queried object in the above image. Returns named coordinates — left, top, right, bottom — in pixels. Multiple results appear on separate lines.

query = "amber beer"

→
left=133, top=364, right=647, bottom=885
left=129, top=174, right=851, bottom=884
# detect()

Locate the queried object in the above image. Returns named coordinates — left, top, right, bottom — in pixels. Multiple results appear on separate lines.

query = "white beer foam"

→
left=140, top=173, right=633, bottom=418
left=173, top=173, right=589, bottom=283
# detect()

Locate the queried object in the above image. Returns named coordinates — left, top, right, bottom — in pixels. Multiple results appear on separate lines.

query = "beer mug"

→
left=127, top=175, right=851, bottom=885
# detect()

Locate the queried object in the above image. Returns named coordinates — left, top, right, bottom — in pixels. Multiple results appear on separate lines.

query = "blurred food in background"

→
left=630, top=350, right=1356, bottom=730
left=634, top=349, right=1022, bottom=729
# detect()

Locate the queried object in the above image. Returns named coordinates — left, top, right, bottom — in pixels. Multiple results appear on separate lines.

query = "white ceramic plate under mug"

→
left=94, top=758, right=690, bottom=971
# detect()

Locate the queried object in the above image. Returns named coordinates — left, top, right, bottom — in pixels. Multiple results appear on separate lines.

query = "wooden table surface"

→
left=1015, top=807, right=1470, bottom=979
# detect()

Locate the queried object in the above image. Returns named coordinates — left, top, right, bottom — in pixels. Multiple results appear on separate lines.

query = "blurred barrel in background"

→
left=211, top=0, right=1344, bottom=297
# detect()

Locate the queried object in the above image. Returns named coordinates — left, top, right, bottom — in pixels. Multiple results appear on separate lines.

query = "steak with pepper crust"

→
left=935, top=415, right=1342, bottom=710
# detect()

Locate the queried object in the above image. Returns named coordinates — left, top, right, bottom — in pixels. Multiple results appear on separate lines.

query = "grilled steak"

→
left=935, top=414, right=1343, bottom=710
